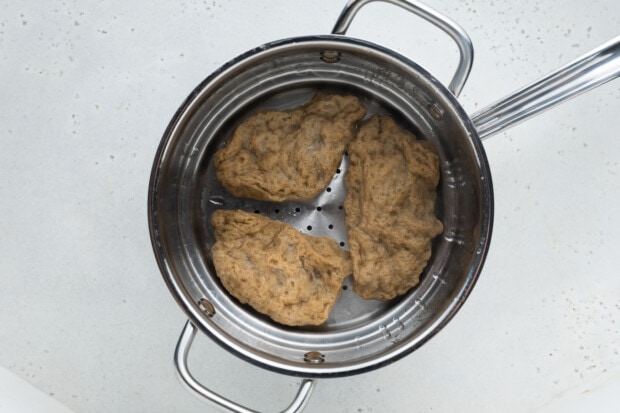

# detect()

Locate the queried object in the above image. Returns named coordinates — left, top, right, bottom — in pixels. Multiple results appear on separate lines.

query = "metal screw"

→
left=198, top=298, right=216, bottom=317
left=320, top=50, right=341, bottom=63
left=303, top=351, right=325, bottom=364
left=428, top=103, right=444, bottom=120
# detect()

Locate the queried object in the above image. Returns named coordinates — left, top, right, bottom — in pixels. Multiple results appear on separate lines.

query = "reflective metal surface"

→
left=332, top=0, right=474, bottom=97
left=472, top=36, right=620, bottom=139
left=149, top=36, right=493, bottom=377
left=175, top=321, right=316, bottom=413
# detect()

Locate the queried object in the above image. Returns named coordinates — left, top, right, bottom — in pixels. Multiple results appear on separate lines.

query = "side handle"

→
left=332, top=0, right=474, bottom=97
left=174, top=321, right=316, bottom=413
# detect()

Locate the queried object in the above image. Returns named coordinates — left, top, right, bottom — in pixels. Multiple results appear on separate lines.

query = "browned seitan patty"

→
left=215, top=93, right=366, bottom=202
left=211, top=209, right=352, bottom=326
left=344, top=115, right=443, bottom=301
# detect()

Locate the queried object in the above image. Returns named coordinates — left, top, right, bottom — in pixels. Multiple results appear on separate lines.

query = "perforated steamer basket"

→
left=148, top=1, right=620, bottom=411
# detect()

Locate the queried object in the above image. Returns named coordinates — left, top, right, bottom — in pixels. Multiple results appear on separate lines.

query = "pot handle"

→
left=332, top=0, right=473, bottom=97
left=174, top=321, right=316, bottom=413
left=472, top=36, right=620, bottom=140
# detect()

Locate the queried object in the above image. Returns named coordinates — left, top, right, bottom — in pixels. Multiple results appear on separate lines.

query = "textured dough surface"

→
left=344, top=115, right=443, bottom=301
left=211, top=209, right=352, bottom=326
left=215, top=93, right=366, bottom=202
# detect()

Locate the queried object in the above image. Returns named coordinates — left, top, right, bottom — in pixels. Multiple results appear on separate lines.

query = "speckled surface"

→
left=1, top=1, right=619, bottom=412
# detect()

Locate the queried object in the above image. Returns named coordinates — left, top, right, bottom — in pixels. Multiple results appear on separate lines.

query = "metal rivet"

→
left=320, top=50, right=341, bottom=63
left=303, top=351, right=325, bottom=364
left=198, top=298, right=216, bottom=317
left=428, top=103, right=444, bottom=120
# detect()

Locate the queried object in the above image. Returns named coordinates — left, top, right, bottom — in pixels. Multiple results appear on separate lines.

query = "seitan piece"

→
left=211, top=209, right=352, bottom=326
left=214, top=93, right=366, bottom=202
left=344, top=115, right=443, bottom=301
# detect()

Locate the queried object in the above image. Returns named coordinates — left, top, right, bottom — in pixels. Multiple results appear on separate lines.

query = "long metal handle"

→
left=174, top=321, right=316, bottom=413
left=472, top=36, right=620, bottom=140
left=332, top=0, right=474, bottom=97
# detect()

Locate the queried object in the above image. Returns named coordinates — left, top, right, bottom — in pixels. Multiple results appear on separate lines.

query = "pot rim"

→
left=148, top=34, right=494, bottom=378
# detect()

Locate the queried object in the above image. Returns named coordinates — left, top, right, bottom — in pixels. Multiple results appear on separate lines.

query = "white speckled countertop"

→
left=1, top=1, right=619, bottom=412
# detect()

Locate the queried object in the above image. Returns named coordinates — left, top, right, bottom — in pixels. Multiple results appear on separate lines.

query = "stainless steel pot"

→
left=148, top=0, right=620, bottom=411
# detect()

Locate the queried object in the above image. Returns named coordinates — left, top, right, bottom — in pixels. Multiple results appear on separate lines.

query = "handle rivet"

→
left=320, top=50, right=341, bottom=63
left=198, top=298, right=216, bottom=317
left=428, top=103, right=444, bottom=120
left=303, top=351, right=325, bottom=364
